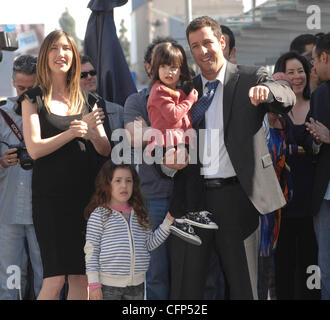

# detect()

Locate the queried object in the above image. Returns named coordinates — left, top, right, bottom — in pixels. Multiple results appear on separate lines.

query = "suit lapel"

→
left=193, top=75, right=203, bottom=98
left=223, top=62, right=239, bottom=136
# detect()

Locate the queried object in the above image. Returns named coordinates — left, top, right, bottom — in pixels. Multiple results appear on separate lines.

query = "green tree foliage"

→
left=119, top=19, right=130, bottom=67
left=59, top=8, right=83, bottom=51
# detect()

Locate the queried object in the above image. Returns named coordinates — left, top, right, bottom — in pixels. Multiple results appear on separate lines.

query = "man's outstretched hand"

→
left=249, top=85, right=270, bottom=106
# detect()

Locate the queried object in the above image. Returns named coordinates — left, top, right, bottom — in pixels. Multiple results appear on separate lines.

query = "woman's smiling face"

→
left=47, top=35, right=73, bottom=75
left=285, top=58, right=307, bottom=96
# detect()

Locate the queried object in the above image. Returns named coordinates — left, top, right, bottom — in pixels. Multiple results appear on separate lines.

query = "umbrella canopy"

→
left=84, top=0, right=137, bottom=106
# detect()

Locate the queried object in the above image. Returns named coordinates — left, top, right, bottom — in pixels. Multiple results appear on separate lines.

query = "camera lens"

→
left=19, top=148, right=33, bottom=170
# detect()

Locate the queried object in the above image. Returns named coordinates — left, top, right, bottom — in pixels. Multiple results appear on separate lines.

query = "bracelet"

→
left=88, top=282, right=102, bottom=293
left=0, top=157, right=8, bottom=168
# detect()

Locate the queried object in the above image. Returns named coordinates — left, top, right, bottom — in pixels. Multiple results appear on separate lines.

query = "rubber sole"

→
left=169, top=226, right=202, bottom=246
left=183, top=218, right=219, bottom=230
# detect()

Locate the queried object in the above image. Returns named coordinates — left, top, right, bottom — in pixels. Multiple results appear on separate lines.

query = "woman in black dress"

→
left=273, top=51, right=320, bottom=300
left=21, top=30, right=110, bottom=299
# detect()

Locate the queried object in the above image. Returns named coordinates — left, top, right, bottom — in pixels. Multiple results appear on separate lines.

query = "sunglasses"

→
left=81, top=70, right=97, bottom=79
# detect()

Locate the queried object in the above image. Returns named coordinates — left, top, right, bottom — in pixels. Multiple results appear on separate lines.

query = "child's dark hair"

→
left=84, top=161, right=151, bottom=230
left=149, top=42, right=192, bottom=88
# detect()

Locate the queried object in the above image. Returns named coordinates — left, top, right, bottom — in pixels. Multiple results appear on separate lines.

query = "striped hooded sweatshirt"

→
left=84, top=207, right=172, bottom=287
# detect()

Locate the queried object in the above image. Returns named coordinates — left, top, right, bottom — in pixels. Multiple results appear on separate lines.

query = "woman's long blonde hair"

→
left=37, top=30, right=85, bottom=115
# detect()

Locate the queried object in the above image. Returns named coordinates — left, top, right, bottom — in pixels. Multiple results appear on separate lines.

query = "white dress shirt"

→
left=200, top=60, right=237, bottom=178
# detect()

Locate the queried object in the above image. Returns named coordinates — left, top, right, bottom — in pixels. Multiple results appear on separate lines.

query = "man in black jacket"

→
left=306, top=33, right=330, bottom=300
left=167, top=16, right=296, bottom=300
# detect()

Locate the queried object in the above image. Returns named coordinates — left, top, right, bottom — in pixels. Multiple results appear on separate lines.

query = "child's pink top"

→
left=111, top=204, right=132, bottom=214
left=147, top=81, right=197, bottom=149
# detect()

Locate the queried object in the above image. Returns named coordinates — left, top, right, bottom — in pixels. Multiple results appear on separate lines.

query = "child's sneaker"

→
left=169, top=219, right=202, bottom=246
left=184, top=211, right=219, bottom=229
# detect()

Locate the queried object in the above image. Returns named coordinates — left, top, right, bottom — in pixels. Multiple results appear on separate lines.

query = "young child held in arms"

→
left=84, top=161, right=174, bottom=300
left=147, top=42, right=218, bottom=246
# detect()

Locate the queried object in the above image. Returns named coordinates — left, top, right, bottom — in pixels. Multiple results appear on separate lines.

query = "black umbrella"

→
left=84, top=0, right=137, bottom=106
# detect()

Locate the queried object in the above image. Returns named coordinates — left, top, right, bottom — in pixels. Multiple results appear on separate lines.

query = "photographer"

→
left=0, top=55, right=42, bottom=300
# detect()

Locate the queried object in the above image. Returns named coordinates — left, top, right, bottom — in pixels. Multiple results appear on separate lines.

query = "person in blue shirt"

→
left=0, top=55, right=43, bottom=300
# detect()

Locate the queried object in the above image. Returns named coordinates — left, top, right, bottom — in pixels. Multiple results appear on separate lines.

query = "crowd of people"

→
left=0, top=15, right=330, bottom=301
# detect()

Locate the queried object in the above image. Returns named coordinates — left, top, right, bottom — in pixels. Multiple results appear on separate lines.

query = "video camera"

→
left=0, top=31, right=19, bottom=63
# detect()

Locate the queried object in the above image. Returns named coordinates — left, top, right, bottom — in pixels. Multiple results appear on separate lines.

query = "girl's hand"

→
left=69, top=119, right=88, bottom=138
left=82, top=108, right=105, bottom=130
left=166, top=212, right=175, bottom=223
left=89, top=287, right=103, bottom=300
left=190, top=88, right=199, bottom=102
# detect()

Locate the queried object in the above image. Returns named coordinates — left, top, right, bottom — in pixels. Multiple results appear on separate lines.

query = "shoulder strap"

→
left=97, top=98, right=113, bottom=145
left=0, top=108, right=24, bottom=142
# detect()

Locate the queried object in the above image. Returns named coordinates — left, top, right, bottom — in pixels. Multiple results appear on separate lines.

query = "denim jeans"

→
left=0, top=224, right=43, bottom=300
left=314, top=199, right=330, bottom=300
left=102, top=283, right=144, bottom=300
left=145, top=198, right=170, bottom=300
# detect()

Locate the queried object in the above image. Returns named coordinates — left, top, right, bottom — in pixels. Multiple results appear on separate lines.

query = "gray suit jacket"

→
left=193, top=62, right=296, bottom=214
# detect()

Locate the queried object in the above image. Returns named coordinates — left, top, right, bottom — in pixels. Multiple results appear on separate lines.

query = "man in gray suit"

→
left=167, top=16, right=296, bottom=300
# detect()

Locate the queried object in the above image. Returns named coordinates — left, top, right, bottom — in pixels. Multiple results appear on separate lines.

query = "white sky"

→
left=0, top=0, right=132, bottom=41
left=0, top=0, right=265, bottom=42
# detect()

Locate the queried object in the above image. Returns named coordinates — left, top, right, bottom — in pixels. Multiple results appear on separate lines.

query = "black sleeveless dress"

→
left=24, top=87, right=96, bottom=278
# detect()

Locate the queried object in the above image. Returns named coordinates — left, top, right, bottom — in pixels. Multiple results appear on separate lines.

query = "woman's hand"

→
left=89, top=287, right=103, bottom=300
left=69, top=119, right=88, bottom=138
left=305, top=117, right=330, bottom=144
left=82, top=108, right=105, bottom=130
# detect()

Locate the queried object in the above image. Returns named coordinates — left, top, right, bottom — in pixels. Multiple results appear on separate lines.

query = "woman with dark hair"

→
left=21, top=30, right=110, bottom=299
left=273, top=51, right=320, bottom=299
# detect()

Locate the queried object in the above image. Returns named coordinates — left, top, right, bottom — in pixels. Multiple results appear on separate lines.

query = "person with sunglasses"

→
left=80, top=55, right=124, bottom=172
left=80, top=56, right=98, bottom=94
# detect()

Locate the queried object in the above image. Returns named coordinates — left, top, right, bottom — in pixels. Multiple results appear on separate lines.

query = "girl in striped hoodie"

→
left=84, top=162, right=174, bottom=300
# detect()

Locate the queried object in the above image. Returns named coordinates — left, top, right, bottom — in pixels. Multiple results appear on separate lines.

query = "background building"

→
left=131, top=0, right=244, bottom=86
left=231, top=0, right=329, bottom=67
left=0, top=24, right=45, bottom=98
left=131, top=0, right=329, bottom=86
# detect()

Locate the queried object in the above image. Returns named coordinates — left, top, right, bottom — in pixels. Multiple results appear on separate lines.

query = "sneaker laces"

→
left=199, top=211, right=212, bottom=217
left=187, top=225, right=195, bottom=234
left=175, top=220, right=196, bottom=235
left=194, top=211, right=213, bottom=224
